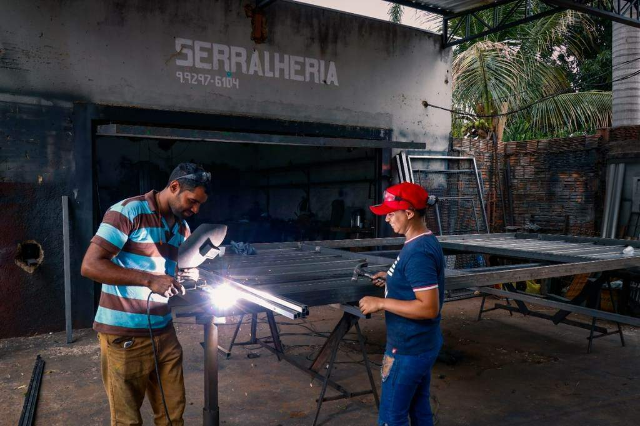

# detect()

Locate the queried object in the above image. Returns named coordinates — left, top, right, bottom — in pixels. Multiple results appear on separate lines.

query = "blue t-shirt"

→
left=385, top=231, right=445, bottom=355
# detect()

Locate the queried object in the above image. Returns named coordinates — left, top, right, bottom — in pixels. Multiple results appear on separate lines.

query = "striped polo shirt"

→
left=91, top=190, right=190, bottom=336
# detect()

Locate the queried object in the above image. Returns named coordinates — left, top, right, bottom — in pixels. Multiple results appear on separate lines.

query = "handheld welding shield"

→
left=178, top=224, right=228, bottom=269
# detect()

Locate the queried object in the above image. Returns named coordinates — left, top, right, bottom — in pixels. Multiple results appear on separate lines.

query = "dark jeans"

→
left=378, top=338, right=442, bottom=426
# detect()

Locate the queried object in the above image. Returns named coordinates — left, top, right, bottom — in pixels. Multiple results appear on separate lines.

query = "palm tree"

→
left=389, top=5, right=612, bottom=142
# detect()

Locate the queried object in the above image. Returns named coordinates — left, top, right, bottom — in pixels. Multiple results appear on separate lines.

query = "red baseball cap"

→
left=370, top=182, right=429, bottom=215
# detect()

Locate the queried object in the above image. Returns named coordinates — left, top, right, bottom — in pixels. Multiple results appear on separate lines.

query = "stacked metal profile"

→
left=198, top=269, right=309, bottom=319
left=185, top=233, right=640, bottom=327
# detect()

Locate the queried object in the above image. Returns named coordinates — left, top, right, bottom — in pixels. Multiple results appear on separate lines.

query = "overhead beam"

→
left=96, top=124, right=426, bottom=149
left=442, top=0, right=564, bottom=47
left=544, top=0, right=640, bottom=28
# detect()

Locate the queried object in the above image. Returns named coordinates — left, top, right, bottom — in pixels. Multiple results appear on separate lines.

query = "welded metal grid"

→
left=408, top=155, right=490, bottom=236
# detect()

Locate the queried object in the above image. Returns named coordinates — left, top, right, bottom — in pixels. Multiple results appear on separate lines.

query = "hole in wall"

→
left=15, top=240, right=44, bottom=273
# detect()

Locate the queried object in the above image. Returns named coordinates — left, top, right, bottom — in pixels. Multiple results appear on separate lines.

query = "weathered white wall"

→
left=0, top=0, right=452, bottom=147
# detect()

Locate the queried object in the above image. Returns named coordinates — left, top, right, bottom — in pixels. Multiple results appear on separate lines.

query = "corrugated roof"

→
left=388, top=0, right=498, bottom=15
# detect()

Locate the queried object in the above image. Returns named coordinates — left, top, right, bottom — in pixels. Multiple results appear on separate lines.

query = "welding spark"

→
left=204, top=283, right=239, bottom=309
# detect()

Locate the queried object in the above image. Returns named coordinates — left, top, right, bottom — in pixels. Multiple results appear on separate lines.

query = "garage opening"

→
left=94, top=123, right=394, bottom=244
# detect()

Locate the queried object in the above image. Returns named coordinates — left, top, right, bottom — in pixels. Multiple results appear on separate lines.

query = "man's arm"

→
left=359, top=289, right=439, bottom=320
left=81, top=243, right=182, bottom=297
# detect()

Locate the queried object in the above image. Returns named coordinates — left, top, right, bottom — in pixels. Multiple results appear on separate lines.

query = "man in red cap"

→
left=359, top=182, right=445, bottom=426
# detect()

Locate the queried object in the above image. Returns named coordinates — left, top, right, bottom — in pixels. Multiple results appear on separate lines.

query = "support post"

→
left=203, top=317, right=220, bottom=426
left=62, top=196, right=73, bottom=344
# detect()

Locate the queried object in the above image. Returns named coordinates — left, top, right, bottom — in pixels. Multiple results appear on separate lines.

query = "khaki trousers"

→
left=99, top=327, right=185, bottom=426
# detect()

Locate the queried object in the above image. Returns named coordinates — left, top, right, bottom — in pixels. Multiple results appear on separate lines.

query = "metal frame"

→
left=477, top=279, right=630, bottom=352
left=546, top=0, right=640, bottom=28
left=441, top=0, right=563, bottom=47
left=406, top=154, right=490, bottom=233
left=389, top=0, right=640, bottom=48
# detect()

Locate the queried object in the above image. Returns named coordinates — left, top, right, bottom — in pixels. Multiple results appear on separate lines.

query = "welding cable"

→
left=147, top=293, right=173, bottom=426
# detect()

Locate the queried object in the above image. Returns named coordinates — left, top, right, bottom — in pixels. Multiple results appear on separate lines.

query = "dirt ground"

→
left=1, top=297, right=639, bottom=426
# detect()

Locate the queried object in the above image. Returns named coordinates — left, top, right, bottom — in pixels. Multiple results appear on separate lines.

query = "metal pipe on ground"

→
left=18, top=355, right=45, bottom=426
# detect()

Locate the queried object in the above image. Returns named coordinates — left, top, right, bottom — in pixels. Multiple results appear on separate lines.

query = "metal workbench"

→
left=174, top=233, right=640, bottom=426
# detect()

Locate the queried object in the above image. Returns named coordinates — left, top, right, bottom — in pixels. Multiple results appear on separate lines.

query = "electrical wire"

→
left=147, top=293, right=173, bottom=426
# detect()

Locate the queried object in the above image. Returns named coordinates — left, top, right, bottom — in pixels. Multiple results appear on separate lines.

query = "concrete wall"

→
left=0, top=0, right=452, bottom=337
left=1, top=0, right=451, bottom=144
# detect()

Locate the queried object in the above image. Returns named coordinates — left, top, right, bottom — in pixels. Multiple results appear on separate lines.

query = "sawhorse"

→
left=221, top=305, right=380, bottom=426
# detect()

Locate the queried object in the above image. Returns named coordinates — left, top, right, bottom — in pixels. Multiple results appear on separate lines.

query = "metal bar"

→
left=312, top=326, right=343, bottom=426
left=444, top=6, right=563, bottom=47
left=218, top=314, right=245, bottom=359
left=610, top=163, right=626, bottom=238
left=448, top=256, right=640, bottom=291
left=355, top=321, right=380, bottom=408
left=199, top=270, right=305, bottom=318
left=546, top=0, right=640, bottom=26
left=311, top=313, right=359, bottom=372
left=266, top=311, right=284, bottom=361
left=534, top=233, right=640, bottom=248
left=203, top=318, right=220, bottom=426
left=408, top=155, right=477, bottom=161
left=435, top=203, right=443, bottom=236
left=223, top=253, right=340, bottom=264
left=492, top=304, right=610, bottom=333
left=472, top=199, right=481, bottom=233
left=477, top=286, right=640, bottom=327
left=18, top=355, right=45, bottom=426
left=216, top=285, right=300, bottom=319
left=340, top=304, right=369, bottom=319
left=409, top=169, right=475, bottom=174
left=472, top=157, right=490, bottom=233
left=227, top=259, right=367, bottom=275
left=297, top=246, right=394, bottom=270
left=96, top=124, right=425, bottom=150
left=503, top=283, right=530, bottom=314
left=440, top=240, right=580, bottom=263
left=62, top=196, right=73, bottom=344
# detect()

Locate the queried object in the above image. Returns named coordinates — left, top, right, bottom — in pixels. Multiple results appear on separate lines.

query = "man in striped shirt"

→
left=81, top=163, right=210, bottom=426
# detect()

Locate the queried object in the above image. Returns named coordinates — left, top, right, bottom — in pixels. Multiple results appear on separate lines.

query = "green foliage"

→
left=388, top=4, right=403, bottom=24
left=387, top=3, right=613, bottom=142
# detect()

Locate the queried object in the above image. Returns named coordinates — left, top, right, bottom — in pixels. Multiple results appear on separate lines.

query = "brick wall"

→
left=452, top=134, right=604, bottom=236
left=503, top=137, right=599, bottom=235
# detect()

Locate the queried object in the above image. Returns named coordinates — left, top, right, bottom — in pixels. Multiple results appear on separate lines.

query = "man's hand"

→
left=177, top=268, right=200, bottom=283
left=359, top=296, right=385, bottom=315
left=371, top=271, right=387, bottom=287
left=148, top=275, right=184, bottom=298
